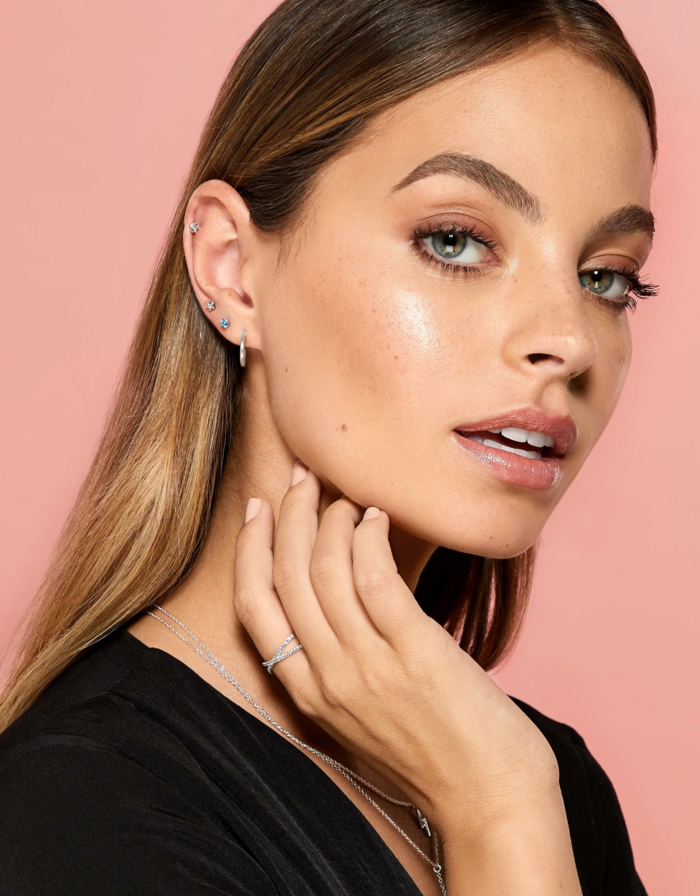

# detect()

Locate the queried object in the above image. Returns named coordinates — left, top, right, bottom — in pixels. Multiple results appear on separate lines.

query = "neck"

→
left=192, top=371, right=437, bottom=608
left=152, top=380, right=437, bottom=778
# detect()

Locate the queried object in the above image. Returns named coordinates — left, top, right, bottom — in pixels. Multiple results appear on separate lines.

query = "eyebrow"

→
left=587, top=204, right=655, bottom=245
left=392, top=152, right=544, bottom=224
left=392, top=153, right=655, bottom=246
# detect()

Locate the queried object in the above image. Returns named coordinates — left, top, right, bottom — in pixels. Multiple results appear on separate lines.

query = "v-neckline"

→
left=120, top=627, right=425, bottom=896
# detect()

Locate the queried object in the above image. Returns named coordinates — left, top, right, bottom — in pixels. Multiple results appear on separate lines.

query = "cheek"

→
left=574, top=315, right=632, bottom=462
left=259, top=254, right=455, bottom=467
left=597, top=319, right=633, bottom=418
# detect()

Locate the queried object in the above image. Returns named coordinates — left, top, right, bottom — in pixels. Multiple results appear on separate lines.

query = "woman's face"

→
left=245, top=45, right=655, bottom=558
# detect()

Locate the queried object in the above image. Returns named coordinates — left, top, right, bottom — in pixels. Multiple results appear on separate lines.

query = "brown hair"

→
left=0, top=0, right=655, bottom=732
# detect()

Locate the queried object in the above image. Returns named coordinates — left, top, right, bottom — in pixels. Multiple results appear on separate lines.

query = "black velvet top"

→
left=0, top=626, right=647, bottom=895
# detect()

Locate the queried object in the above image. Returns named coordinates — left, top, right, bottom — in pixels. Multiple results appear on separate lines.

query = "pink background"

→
left=1, top=2, right=697, bottom=891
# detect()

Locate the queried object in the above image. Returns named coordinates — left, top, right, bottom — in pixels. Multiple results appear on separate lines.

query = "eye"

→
left=422, top=230, right=491, bottom=265
left=578, top=269, right=630, bottom=301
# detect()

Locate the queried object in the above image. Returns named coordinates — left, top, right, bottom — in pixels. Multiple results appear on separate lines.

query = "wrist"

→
left=434, top=787, right=583, bottom=896
left=423, top=744, right=562, bottom=842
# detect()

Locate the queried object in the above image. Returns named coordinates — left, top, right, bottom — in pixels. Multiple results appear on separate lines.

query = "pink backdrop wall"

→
left=1, top=2, right=697, bottom=891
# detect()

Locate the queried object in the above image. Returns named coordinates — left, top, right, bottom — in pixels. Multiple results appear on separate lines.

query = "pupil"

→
left=584, top=270, right=613, bottom=293
left=432, top=232, right=466, bottom=258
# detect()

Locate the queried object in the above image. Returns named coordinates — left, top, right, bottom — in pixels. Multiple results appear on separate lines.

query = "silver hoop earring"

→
left=240, top=330, right=248, bottom=367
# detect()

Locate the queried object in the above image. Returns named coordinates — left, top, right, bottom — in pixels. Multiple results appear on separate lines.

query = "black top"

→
left=0, top=626, right=647, bottom=895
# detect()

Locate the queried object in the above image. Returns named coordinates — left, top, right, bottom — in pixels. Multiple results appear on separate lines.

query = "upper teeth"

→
left=487, top=427, right=554, bottom=449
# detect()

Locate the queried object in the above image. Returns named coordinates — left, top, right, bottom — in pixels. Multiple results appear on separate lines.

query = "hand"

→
left=233, top=461, right=559, bottom=835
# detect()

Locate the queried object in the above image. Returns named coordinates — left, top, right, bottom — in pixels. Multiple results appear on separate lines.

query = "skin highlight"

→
left=128, top=45, right=654, bottom=896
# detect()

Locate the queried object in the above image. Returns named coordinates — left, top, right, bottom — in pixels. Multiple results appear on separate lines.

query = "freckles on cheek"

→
left=323, top=268, right=443, bottom=373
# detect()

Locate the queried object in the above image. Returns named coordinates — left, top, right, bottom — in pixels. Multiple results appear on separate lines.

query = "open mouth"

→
left=452, top=407, right=578, bottom=491
left=456, top=427, right=557, bottom=461
left=452, top=411, right=576, bottom=491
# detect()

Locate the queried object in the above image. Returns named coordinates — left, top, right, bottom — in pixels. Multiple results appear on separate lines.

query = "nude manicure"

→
left=291, top=460, right=309, bottom=485
left=245, top=497, right=262, bottom=523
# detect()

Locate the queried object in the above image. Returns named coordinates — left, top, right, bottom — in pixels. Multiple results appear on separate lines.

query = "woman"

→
left=0, top=0, right=655, bottom=893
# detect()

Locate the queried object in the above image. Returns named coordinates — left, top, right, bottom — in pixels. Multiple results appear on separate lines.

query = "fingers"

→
left=352, top=507, right=427, bottom=644
left=270, top=463, right=339, bottom=661
left=233, top=497, right=314, bottom=688
left=234, top=457, right=424, bottom=697
left=234, top=463, right=339, bottom=685
left=308, top=496, right=383, bottom=648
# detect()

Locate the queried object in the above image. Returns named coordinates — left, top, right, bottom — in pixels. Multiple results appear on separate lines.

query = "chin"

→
left=447, top=529, right=540, bottom=560
left=433, top=514, right=543, bottom=560
left=475, top=539, right=538, bottom=560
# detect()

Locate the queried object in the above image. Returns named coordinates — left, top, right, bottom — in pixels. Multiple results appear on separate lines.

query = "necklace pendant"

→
left=415, top=807, right=432, bottom=838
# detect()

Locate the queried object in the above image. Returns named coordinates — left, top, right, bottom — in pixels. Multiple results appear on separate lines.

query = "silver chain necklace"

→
left=146, top=605, right=447, bottom=895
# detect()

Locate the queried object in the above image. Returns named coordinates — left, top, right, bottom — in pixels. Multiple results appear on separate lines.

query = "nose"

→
left=502, top=279, right=598, bottom=382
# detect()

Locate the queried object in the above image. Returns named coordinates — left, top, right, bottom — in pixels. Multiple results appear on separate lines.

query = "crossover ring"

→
left=262, top=633, right=304, bottom=674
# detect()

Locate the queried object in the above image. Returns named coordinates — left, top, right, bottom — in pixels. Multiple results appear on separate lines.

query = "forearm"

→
left=437, top=787, right=583, bottom=896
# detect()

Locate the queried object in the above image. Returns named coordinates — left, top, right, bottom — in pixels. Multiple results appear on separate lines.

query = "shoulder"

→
left=0, top=626, right=205, bottom=829
left=0, top=627, right=189, bottom=841
left=0, top=733, right=276, bottom=895
left=0, top=631, right=277, bottom=894
left=0, top=626, right=147, bottom=750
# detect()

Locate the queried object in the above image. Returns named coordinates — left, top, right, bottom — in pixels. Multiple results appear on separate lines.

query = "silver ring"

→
left=262, top=633, right=303, bottom=674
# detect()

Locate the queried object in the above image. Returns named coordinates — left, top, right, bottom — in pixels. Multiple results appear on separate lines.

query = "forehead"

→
left=314, top=45, right=653, bottom=217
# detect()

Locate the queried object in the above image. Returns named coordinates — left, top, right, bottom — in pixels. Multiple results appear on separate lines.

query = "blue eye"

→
left=578, top=269, right=629, bottom=301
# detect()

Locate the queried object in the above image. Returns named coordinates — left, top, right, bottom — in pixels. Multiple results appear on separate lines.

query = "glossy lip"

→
left=453, top=408, right=578, bottom=457
left=451, top=408, right=578, bottom=492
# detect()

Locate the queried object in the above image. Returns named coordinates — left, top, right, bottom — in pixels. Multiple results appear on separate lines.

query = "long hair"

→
left=0, top=0, right=656, bottom=733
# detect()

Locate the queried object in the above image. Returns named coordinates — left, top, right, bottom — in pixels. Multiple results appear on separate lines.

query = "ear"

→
left=183, top=179, right=262, bottom=354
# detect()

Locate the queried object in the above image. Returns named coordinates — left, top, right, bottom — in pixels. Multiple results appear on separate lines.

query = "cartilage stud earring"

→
left=206, top=301, right=216, bottom=311
left=189, top=222, right=200, bottom=233
left=220, top=319, right=230, bottom=329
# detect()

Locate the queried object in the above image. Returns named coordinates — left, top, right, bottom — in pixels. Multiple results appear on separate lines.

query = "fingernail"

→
left=245, top=497, right=262, bottom=523
left=363, top=506, right=381, bottom=521
left=291, top=460, right=308, bottom=486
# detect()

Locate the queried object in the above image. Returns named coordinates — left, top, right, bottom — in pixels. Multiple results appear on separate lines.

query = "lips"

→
left=455, top=409, right=577, bottom=457
left=452, top=409, right=577, bottom=491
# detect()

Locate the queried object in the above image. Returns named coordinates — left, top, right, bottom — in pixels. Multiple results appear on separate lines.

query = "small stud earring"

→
left=220, top=319, right=230, bottom=329
left=240, top=329, right=248, bottom=367
left=206, top=301, right=216, bottom=311
left=189, top=222, right=200, bottom=233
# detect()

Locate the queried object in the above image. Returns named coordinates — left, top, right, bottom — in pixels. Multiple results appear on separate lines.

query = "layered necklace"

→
left=146, top=605, right=447, bottom=895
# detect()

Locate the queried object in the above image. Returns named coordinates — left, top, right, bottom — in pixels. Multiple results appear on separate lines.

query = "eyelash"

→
left=412, top=223, right=660, bottom=312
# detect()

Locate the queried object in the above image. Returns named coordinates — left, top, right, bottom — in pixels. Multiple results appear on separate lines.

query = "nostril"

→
left=528, top=352, right=561, bottom=365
